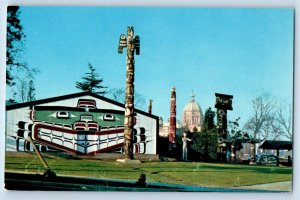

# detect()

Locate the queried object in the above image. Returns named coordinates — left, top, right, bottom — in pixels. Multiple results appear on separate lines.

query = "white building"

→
left=6, top=92, right=159, bottom=155
left=181, top=94, right=204, bottom=133
left=159, top=93, right=204, bottom=137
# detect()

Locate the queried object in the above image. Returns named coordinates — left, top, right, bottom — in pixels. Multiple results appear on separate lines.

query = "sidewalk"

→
left=230, top=181, right=292, bottom=192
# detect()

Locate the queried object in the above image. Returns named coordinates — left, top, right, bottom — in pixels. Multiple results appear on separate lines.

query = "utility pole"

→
left=118, top=26, right=140, bottom=159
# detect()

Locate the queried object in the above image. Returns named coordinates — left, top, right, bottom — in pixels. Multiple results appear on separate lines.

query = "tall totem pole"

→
left=215, top=93, right=233, bottom=158
left=118, top=26, right=140, bottom=159
left=148, top=99, right=153, bottom=114
left=169, top=87, right=177, bottom=154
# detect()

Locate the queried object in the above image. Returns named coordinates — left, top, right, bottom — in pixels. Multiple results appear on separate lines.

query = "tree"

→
left=109, top=88, right=145, bottom=109
left=12, top=75, right=36, bottom=103
left=244, top=93, right=293, bottom=141
left=276, top=104, right=292, bottom=140
left=27, top=79, right=36, bottom=102
left=7, top=6, right=39, bottom=103
left=190, top=129, right=218, bottom=161
left=243, top=93, right=277, bottom=140
left=76, top=63, right=108, bottom=95
left=15, top=76, right=28, bottom=103
left=203, top=107, right=215, bottom=130
left=259, top=115, right=281, bottom=140
left=7, top=6, right=26, bottom=86
left=228, top=117, right=242, bottom=138
left=188, top=107, right=218, bottom=161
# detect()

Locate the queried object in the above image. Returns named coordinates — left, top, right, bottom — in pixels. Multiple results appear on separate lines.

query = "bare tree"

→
left=11, top=74, right=36, bottom=103
left=109, top=88, right=124, bottom=103
left=243, top=93, right=277, bottom=140
left=15, top=76, right=28, bottom=103
left=260, top=116, right=281, bottom=140
left=109, top=88, right=145, bottom=109
left=244, top=93, right=293, bottom=141
left=276, top=104, right=292, bottom=141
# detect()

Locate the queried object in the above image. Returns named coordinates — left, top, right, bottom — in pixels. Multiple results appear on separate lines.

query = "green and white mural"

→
left=6, top=92, right=158, bottom=155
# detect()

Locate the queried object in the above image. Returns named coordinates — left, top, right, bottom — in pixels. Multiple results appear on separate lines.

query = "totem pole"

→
left=215, top=93, right=233, bottom=161
left=118, top=26, right=140, bottom=159
left=148, top=99, right=153, bottom=114
left=169, top=87, right=177, bottom=155
left=249, top=140, right=255, bottom=164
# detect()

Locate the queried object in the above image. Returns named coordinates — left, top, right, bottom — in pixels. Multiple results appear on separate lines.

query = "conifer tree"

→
left=203, top=107, right=215, bottom=130
left=7, top=6, right=26, bottom=85
left=76, top=63, right=107, bottom=95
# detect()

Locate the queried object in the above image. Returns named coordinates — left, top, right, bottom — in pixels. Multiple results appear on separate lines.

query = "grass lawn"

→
left=5, top=153, right=292, bottom=188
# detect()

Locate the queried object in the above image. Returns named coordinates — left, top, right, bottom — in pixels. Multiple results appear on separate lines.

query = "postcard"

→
left=4, top=7, right=294, bottom=192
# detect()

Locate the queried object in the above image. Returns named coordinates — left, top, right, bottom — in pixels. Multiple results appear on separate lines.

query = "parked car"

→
left=256, top=155, right=278, bottom=166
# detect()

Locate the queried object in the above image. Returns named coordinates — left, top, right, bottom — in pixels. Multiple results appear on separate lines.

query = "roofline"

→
left=6, top=92, right=159, bottom=120
left=261, top=140, right=292, bottom=143
left=215, top=93, right=233, bottom=98
left=259, top=140, right=293, bottom=150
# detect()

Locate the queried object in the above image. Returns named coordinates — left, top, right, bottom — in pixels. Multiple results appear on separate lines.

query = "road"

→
left=230, top=181, right=292, bottom=192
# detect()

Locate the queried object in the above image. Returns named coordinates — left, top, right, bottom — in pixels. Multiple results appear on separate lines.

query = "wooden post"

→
left=28, top=136, right=50, bottom=169
left=27, top=136, right=56, bottom=178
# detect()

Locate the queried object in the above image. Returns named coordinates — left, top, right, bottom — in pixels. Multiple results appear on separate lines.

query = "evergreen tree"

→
left=27, top=79, right=36, bottom=102
left=229, top=117, right=242, bottom=139
left=76, top=63, right=107, bottom=95
left=191, top=129, right=218, bottom=161
left=203, top=107, right=215, bottom=130
left=189, top=107, right=217, bottom=161
left=7, top=6, right=26, bottom=86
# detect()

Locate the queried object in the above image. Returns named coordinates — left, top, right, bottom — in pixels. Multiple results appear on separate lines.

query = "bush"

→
left=190, top=129, right=218, bottom=161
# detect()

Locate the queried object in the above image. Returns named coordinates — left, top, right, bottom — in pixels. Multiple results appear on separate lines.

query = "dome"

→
left=182, top=94, right=204, bottom=132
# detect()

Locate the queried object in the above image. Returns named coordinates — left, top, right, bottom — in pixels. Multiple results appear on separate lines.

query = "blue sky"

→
left=8, top=7, right=294, bottom=127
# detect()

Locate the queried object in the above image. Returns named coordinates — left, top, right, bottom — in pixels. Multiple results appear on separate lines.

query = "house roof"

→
left=259, top=140, right=293, bottom=150
left=6, top=92, right=158, bottom=120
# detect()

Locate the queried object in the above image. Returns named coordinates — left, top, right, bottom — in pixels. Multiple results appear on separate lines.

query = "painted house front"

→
left=6, top=92, right=158, bottom=155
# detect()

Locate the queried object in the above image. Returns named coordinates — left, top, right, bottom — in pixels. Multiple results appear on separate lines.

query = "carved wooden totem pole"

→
left=148, top=99, right=153, bottom=114
left=249, top=140, right=255, bottom=164
left=118, top=26, right=140, bottom=159
left=169, top=87, right=177, bottom=155
left=215, top=93, right=233, bottom=160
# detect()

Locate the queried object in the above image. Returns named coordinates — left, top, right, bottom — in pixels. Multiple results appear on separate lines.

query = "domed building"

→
left=182, top=94, right=204, bottom=133
left=159, top=117, right=182, bottom=138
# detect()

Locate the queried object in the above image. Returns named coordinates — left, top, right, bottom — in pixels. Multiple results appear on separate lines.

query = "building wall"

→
left=6, top=95, right=158, bottom=155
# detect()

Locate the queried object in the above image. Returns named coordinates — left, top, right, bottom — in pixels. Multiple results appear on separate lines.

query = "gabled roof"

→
left=259, top=140, right=293, bottom=150
left=6, top=92, right=158, bottom=119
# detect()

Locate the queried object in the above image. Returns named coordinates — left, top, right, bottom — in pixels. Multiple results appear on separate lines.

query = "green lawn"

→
left=5, top=153, right=292, bottom=188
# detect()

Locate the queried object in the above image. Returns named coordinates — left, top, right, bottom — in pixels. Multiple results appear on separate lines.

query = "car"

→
left=256, top=155, right=278, bottom=166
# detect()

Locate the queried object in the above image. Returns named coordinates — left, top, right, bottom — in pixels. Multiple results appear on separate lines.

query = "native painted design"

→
left=14, top=99, right=151, bottom=155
